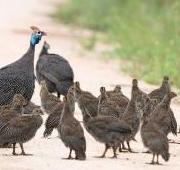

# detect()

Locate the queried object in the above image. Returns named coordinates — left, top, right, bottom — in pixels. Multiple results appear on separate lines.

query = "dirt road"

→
left=0, top=0, right=180, bottom=170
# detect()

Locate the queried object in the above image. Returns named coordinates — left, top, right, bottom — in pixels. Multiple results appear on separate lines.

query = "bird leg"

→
left=156, top=154, right=159, bottom=164
left=111, top=146, right=117, bottom=158
left=119, top=145, right=122, bottom=152
left=19, top=143, right=26, bottom=155
left=127, top=141, right=132, bottom=152
left=127, top=141, right=137, bottom=153
left=97, top=144, right=109, bottom=158
left=122, top=142, right=127, bottom=150
left=150, top=153, right=155, bottom=164
left=57, top=92, right=61, bottom=98
left=67, top=149, right=73, bottom=159
left=12, top=143, right=18, bottom=155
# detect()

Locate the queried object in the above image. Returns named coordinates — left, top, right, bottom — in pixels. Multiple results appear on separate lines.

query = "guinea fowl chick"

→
left=0, top=94, right=27, bottom=113
left=98, top=87, right=122, bottom=118
left=121, top=79, right=145, bottom=152
left=135, top=93, right=158, bottom=121
left=106, top=85, right=129, bottom=107
left=148, top=92, right=177, bottom=136
left=141, top=115, right=170, bottom=164
left=43, top=101, right=64, bottom=138
left=40, top=81, right=61, bottom=114
left=74, top=81, right=99, bottom=119
left=58, top=91, right=86, bottom=160
left=23, top=101, right=43, bottom=115
left=82, top=104, right=131, bottom=158
left=43, top=85, right=75, bottom=138
left=0, top=108, right=43, bottom=155
left=0, top=94, right=27, bottom=148
left=148, top=76, right=171, bottom=103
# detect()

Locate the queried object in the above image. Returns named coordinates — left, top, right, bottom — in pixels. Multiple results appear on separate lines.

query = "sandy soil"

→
left=0, top=0, right=180, bottom=169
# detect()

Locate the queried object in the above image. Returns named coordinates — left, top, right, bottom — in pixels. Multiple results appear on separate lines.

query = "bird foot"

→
left=142, top=150, right=151, bottom=154
left=62, top=157, right=73, bottom=160
left=94, top=155, right=106, bottom=158
left=128, top=150, right=138, bottom=153
left=20, top=152, right=33, bottom=156
left=110, top=155, right=117, bottom=159
left=12, top=152, right=19, bottom=156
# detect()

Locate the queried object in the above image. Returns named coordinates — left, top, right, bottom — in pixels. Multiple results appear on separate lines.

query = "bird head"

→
left=30, top=26, right=46, bottom=46
left=43, top=41, right=50, bottom=50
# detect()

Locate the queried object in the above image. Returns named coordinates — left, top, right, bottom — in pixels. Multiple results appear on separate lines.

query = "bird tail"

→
left=161, top=152, right=170, bottom=162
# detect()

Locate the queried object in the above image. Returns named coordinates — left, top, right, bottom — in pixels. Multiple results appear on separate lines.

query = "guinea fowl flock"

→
left=0, top=26, right=179, bottom=165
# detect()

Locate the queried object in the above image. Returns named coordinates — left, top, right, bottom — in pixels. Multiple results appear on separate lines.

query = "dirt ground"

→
left=0, top=0, right=180, bottom=170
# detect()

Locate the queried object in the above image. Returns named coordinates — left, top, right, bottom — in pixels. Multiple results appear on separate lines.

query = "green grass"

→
left=53, top=0, right=180, bottom=87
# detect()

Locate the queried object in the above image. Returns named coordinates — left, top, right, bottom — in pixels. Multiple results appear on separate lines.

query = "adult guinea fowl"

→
left=0, top=26, right=46, bottom=106
left=36, top=41, right=74, bottom=98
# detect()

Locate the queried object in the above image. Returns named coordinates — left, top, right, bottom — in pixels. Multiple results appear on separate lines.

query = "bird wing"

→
left=37, top=57, right=74, bottom=81
left=89, top=118, right=131, bottom=134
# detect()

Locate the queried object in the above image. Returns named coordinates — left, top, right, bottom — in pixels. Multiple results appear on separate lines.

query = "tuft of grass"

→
left=53, top=0, right=180, bottom=88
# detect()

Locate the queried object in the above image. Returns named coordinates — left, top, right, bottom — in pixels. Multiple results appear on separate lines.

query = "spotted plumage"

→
left=0, top=26, right=46, bottom=106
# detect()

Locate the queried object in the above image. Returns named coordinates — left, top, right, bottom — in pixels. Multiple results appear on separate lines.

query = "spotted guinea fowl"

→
left=141, top=112, right=170, bottom=164
left=0, top=26, right=46, bottom=106
left=148, top=92, right=177, bottom=136
left=0, top=100, right=42, bottom=115
left=0, top=94, right=27, bottom=148
left=58, top=91, right=86, bottom=160
left=82, top=104, right=131, bottom=158
left=121, top=79, right=145, bottom=152
left=23, top=101, right=43, bottom=115
left=0, top=94, right=27, bottom=113
left=98, top=87, right=122, bottom=118
left=40, top=81, right=61, bottom=114
left=36, top=41, right=74, bottom=98
left=43, top=85, right=75, bottom=138
left=148, top=76, right=170, bottom=103
left=106, top=85, right=129, bottom=104
left=73, top=82, right=99, bottom=130
left=0, top=108, right=43, bottom=155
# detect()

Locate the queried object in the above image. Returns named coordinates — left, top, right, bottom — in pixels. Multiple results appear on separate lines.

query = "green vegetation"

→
left=53, top=0, right=180, bottom=87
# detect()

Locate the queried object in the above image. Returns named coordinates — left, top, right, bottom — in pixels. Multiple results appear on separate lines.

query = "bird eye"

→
left=37, top=31, right=41, bottom=35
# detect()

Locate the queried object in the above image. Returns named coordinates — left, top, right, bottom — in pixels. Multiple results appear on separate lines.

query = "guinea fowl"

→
left=148, top=76, right=170, bottom=103
left=0, top=94, right=27, bottom=113
left=148, top=92, right=177, bottom=136
left=23, top=101, right=43, bottom=115
left=40, top=81, right=61, bottom=114
left=0, top=94, right=27, bottom=147
left=36, top=41, right=74, bottom=98
left=82, top=105, right=131, bottom=158
left=74, top=81, right=98, bottom=118
left=106, top=85, right=129, bottom=104
left=121, top=79, right=145, bottom=152
left=43, top=85, right=75, bottom=138
left=0, top=26, right=46, bottom=106
left=0, top=108, right=43, bottom=155
left=1, top=100, right=43, bottom=115
left=58, top=91, right=86, bottom=160
left=141, top=113, right=170, bottom=164
left=98, top=87, right=122, bottom=118
left=135, top=93, right=158, bottom=121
